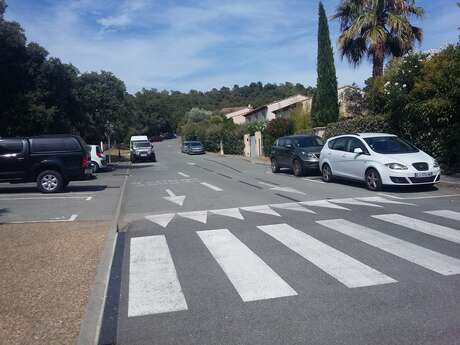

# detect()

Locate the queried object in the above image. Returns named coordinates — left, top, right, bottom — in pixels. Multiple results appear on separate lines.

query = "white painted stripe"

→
left=187, top=162, right=196, bottom=166
left=425, top=210, right=460, bottom=222
left=258, top=181, right=277, bottom=187
left=0, top=196, right=91, bottom=201
left=303, top=178, right=325, bottom=184
left=178, top=172, right=190, bottom=178
left=200, top=182, right=223, bottom=192
left=145, top=213, right=176, bottom=228
left=356, top=196, right=415, bottom=206
left=197, top=229, right=297, bottom=301
left=1, top=214, right=79, bottom=224
left=317, top=219, right=460, bottom=275
left=270, top=203, right=316, bottom=214
left=258, top=224, right=396, bottom=288
left=380, top=193, right=460, bottom=200
left=241, top=205, right=281, bottom=217
left=300, top=200, right=350, bottom=210
left=329, top=198, right=382, bottom=208
left=372, top=214, right=460, bottom=244
left=210, top=208, right=245, bottom=220
left=128, top=235, right=188, bottom=317
left=178, top=211, right=208, bottom=224
left=68, top=214, right=78, bottom=221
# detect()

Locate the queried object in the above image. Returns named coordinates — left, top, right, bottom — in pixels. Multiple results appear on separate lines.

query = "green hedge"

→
left=324, top=116, right=390, bottom=139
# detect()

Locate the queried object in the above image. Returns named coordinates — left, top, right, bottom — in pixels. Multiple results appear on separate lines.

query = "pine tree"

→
left=311, top=1, right=339, bottom=126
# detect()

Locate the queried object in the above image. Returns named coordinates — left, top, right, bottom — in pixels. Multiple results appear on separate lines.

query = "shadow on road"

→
left=0, top=185, right=108, bottom=194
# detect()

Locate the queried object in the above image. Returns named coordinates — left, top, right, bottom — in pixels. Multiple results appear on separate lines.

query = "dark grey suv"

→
left=270, top=135, right=324, bottom=176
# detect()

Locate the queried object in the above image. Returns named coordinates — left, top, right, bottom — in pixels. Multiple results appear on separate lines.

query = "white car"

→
left=319, top=133, right=440, bottom=191
left=89, top=145, right=106, bottom=172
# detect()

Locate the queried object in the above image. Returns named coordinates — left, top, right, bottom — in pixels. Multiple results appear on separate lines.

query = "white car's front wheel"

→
left=365, top=168, right=382, bottom=191
left=322, top=164, right=333, bottom=182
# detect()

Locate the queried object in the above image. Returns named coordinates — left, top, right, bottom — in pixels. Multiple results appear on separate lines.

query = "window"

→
left=31, top=137, right=81, bottom=153
left=347, top=138, right=368, bottom=154
left=331, top=137, right=348, bottom=151
left=0, top=139, right=23, bottom=155
left=293, top=136, right=323, bottom=148
left=364, top=136, right=419, bottom=154
left=133, top=141, right=151, bottom=148
left=284, top=138, right=293, bottom=147
left=278, top=138, right=286, bottom=147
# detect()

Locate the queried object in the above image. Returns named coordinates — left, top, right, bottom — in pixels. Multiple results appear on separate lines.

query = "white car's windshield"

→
left=364, top=136, right=419, bottom=154
left=133, top=141, right=151, bottom=148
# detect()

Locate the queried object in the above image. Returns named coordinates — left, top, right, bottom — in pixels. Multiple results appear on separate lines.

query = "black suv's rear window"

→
left=31, top=137, right=81, bottom=153
left=0, top=139, right=23, bottom=155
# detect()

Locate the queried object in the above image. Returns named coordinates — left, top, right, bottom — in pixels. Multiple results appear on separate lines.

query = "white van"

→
left=129, top=135, right=156, bottom=163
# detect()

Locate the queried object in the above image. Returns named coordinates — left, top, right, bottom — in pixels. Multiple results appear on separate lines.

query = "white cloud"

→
left=97, top=14, right=131, bottom=28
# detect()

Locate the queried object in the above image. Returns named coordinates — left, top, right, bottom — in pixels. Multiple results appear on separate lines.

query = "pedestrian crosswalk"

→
left=127, top=209, right=460, bottom=318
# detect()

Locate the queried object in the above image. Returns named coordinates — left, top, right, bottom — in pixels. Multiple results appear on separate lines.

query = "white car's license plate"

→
left=415, top=172, right=433, bottom=178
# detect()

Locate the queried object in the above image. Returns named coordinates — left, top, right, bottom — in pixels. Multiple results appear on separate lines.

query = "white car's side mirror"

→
left=354, top=148, right=364, bottom=154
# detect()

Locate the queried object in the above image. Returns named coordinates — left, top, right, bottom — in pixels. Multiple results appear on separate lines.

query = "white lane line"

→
left=200, top=182, right=223, bottom=192
left=270, top=186, right=306, bottom=195
left=0, top=196, right=92, bottom=201
left=178, top=172, right=190, bottom=178
left=258, top=181, right=277, bottom=188
left=241, top=205, right=281, bottom=217
left=425, top=210, right=460, bottom=222
left=145, top=213, right=176, bottom=228
left=355, top=196, right=415, bottom=206
left=178, top=211, right=208, bottom=224
left=270, top=203, right=316, bottom=214
left=317, top=219, right=460, bottom=275
left=372, top=214, right=460, bottom=244
left=128, top=236, right=188, bottom=317
left=303, top=178, right=325, bottom=184
left=259, top=224, right=396, bottom=288
left=210, top=208, right=245, bottom=220
left=329, top=198, right=382, bottom=208
left=380, top=193, right=460, bottom=200
left=187, top=162, right=196, bottom=166
left=300, top=200, right=350, bottom=210
left=0, top=214, right=79, bottom=224
left=197, top=229, right=297, bottom=302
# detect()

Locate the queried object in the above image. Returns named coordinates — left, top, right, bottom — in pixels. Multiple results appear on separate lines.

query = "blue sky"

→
left=6, top=0, right=459, bottom=93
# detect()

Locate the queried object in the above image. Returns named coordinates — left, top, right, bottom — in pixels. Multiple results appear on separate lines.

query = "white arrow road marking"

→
left=178, top=211, right=208, bottom=224
left=425, top=210, right=460, bottom=222
left=145, top=213, right=176, bottom=228
left=200, top=182, right=223, bottom=191
left=328, top=198, right=382, bottom=208
left=270, top=203, right=316, bottom=214
left=177, top=172, right=190, bottom=178
left=163, top=189, right=186, bottom=206
left=197, top=229, right=297, bottom=302
left=210, top=208, right=245, bottom=220
left=318, top=219, right=460, bottom=275
left=299, top=200, right=350, bottom=210
left=128, top=235, right=188, bottom=317
left=259, top=224, right=396, bottom=288
left=372, top=214, right=460, bottom=244
left=241, top=205, right=281, bottom=217
left=355, top=196, right=415, bottom=206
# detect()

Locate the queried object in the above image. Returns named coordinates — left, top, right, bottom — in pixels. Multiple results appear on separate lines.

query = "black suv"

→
left=0, top=135, right=93, bottom=193
left=270, top=135, right=324, bottom=176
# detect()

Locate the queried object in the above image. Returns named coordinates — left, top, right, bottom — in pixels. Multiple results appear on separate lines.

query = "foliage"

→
left=263, top=118, right=293, bottom=155
left=289, top=104, right=312, bottom=133
left=324, top=115, right=389, bottom=139
left=340, top=86, right=367, bottom=117
left=245, top=121, right=266, bottom=136
left=333, top=0, right=424, bottom=78
left=311, top=2, right=339, bottom=127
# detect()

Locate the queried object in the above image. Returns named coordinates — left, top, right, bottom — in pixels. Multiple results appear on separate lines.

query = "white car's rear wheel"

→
left=322, top=164, right=333, bottom=182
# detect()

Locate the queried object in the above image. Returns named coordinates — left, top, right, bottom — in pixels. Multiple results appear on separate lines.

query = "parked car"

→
left=0, top=135, right=93, bottom=193
left=130, top=135, right=156, bottom=163
left=181, top=141, right=191, bottom=153
left=270, top=135, right=324, bottom=176
left=319, top=133, right=441, bottom=191
left=89, top=145, right=106, bottom=172
left=186, top=141, right=205, bottom=155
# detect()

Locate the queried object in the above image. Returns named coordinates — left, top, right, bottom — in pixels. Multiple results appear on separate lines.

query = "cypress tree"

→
left=311, top=1, right=339, bottom=126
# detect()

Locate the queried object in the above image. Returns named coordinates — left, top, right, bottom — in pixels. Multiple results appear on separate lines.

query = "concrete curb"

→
left=77, top=166, right=130, bottom=345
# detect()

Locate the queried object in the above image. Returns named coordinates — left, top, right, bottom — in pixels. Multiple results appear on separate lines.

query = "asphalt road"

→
left=104, top=139, right=460, bottom=345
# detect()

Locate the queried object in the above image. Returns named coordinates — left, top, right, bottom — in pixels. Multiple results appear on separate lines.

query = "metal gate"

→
left=250, top=136, right=257, bottom=159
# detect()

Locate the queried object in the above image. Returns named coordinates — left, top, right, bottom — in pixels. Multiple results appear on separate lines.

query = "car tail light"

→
left=82, top=155, right=89, bottom=168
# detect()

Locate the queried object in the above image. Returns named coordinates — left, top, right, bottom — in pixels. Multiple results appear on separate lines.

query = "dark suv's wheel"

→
left=37, top=170, right=63, bottom=193
left=322, top=164, right=333, bottom=182
left=365, top=168, right=382, bottom=191
left=293, top=159, right=305, bottom=177
left=271, top=158, right=280, bottom=173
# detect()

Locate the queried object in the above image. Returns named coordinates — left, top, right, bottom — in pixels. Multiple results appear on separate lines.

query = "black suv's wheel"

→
left=37, top=170, right=63, bottom=193
left=322, top=164, right=333, bottom=182
left=293, top=159, right=305, bottom=177
left=271, top=158, right=280, bottom=173
left=365, top=168, right=382, bottom=191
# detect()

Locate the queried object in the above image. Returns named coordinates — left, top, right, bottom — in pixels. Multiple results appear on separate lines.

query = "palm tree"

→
left=333, top=0, right=424, bottom=78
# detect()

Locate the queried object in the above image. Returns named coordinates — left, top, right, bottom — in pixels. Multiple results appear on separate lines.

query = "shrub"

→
left=263, top=118, right=293, bottom=155
left=324, top=115, right=389, bottom=139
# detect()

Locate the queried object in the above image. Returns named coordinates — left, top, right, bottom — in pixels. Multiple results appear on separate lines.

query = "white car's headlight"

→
left=433, top=160, right=440, bottom=168
left=385, top=163, right=408, bottom=170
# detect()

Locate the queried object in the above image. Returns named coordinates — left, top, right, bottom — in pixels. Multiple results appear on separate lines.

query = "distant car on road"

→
left=0, top=135, right=93, bottom=193
left=319, top=133, right=441, bottom=191
left=186, top=141, right=205, bottom=155
left=130, top=135, right=156, bottom=163
left=88, top=145, right=106, bottom=172
left=270, top=135, right=324, bottom=176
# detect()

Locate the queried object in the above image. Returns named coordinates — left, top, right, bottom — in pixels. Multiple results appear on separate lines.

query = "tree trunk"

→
left=372, top=44, right=384, bottom=78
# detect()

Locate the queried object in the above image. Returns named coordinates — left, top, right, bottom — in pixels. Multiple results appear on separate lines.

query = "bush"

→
left=324, top=115, right=389, bottom=139
left=263, top=118, right=293, bottom=155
